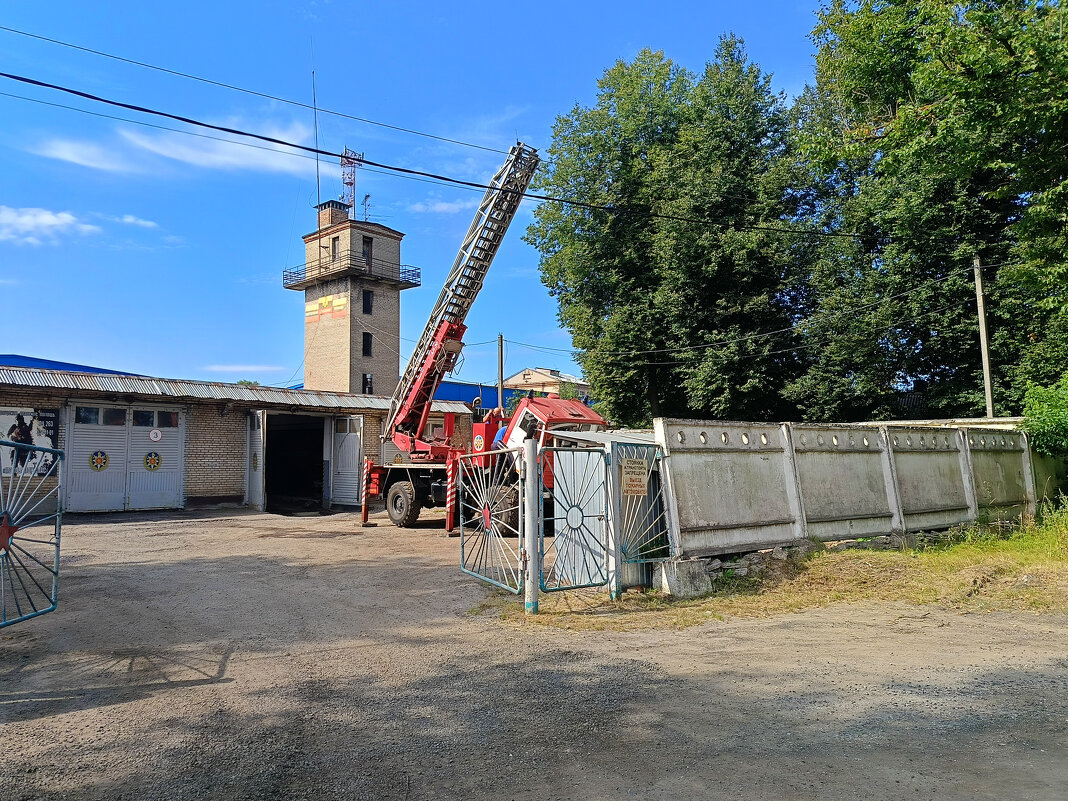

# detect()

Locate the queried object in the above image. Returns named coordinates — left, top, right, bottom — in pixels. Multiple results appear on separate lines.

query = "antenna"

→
left=362, top=193, right=371, bottom=221
left=312, top=71, right=321, bottom=212
left=341, top=147, right=363, bottom=219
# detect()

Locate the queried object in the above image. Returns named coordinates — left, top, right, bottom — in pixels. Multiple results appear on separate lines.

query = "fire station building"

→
left=0, top=362, right=470, bottom=514
left=0, top=198, right=480, bottom=514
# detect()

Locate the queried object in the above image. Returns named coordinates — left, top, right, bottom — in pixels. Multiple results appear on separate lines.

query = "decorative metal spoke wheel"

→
left=615, top=444, right=672, bottom=563
left=541, top=448, right=609, bottom=591
left=458, top=448, right=524, bottom=593
left=0, top=439, right=64, bottom=629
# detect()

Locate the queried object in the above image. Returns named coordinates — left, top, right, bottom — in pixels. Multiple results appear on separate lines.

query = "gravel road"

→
left=2, top=509, right=1067, bottom=800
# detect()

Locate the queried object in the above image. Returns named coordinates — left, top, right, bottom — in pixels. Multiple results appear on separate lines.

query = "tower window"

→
left=362, top=236, right=373, bottom=266
left=331, top=236, right=339, bottom=261
left=363, top=332, right=373, bottom=357
left=362, top=289, right=373, bottom=314
left=362, top=373, right=374, bottom=394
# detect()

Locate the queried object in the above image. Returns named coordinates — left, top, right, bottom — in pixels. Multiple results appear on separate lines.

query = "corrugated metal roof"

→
left=0, top=366, right=470, bottom=414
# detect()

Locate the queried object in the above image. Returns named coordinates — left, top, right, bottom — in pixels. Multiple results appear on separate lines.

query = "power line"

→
left=0, top=25, right=509, bottom=155
left=588, top=296, right=977, bottom=369
left=0, top=71, right=865, bottom=241
left=0, top=91, right=502, bottom=197
left=501, top=262, right=991, bottom=359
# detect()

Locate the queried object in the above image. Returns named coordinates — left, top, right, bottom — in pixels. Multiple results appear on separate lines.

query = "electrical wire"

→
left=500, top=262, right=994, bottom=359
left=0, top=25, right=510, bottom=155
left=585, top=296, right=977, bottom=369
left=0, top=71, right=865, bottom=240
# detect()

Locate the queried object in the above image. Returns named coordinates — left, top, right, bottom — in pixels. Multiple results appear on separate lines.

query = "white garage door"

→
left=126, top=409, right=183, bottom=510
left=67, top=404, right=184, bottom=512
left=332, top=415, right=364, bottom=505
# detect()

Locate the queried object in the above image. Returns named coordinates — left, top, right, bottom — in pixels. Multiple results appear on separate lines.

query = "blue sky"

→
left=0, top=1, right=821, bottom=388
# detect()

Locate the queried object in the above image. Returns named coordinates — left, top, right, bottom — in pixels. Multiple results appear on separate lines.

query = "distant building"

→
left=503, top=367, right=589, bottom=397
left=283, top=200, right=421, bottom=397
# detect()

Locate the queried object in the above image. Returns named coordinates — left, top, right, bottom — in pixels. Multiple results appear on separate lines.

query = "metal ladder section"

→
left=384, top=142, right=540, bottom=438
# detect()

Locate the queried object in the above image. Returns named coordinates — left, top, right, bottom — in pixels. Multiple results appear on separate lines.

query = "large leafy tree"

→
left=789, top=0, right=1068, bottom=420
left=526, top=40, right=807, bottom=426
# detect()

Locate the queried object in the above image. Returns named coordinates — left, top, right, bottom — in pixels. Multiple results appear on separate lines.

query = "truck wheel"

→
left=386, top=481, right=421, bottom=527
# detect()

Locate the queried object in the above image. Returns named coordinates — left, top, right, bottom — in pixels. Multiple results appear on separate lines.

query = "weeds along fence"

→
left=653, top=419, right=1050, bottom=558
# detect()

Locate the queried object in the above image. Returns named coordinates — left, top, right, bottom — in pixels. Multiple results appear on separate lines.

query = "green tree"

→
left=526, top=40, right=806, bottom=426
left=1023, top=372, right=1068, bottom=457
left=789, top=0, right=1068, bottom=420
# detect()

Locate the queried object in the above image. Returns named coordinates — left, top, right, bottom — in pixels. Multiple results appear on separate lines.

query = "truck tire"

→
left=386, top=481, right=421, bottom=527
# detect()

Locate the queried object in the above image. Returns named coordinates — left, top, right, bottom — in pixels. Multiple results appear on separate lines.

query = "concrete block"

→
left=654, top=559, right=714, bottom=598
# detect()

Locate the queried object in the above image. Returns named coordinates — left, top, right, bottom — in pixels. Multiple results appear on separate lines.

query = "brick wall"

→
left=183, top=405, right=247, bottom=501
left=362, top=412, right=383, bottom=462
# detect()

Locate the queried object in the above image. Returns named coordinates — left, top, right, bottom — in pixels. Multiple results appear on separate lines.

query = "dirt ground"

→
left=3, top=509, right=1068, bottom=801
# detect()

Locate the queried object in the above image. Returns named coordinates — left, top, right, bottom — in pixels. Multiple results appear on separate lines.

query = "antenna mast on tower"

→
left=340, top=147, right=363, bottom=219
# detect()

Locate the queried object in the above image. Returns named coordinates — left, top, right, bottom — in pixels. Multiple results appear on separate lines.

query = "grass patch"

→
left=473, top=500, right=1068, bottom=631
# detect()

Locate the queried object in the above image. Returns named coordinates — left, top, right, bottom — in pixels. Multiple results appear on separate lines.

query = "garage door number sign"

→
left=149, top=428, right=163, bottom=442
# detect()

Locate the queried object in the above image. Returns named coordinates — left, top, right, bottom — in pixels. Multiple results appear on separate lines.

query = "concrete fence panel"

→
left=791, top=425, right=900, bottom=541
left=964, top=428, right=1035, bottom=520
left=654, top=418, right=1052, bottom=558
left=883, top=428, right=973, bottom=532
left=653, top=419, right=801, bottom=557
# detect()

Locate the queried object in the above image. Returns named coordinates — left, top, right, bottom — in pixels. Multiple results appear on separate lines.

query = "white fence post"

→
left=523, top=436, right=539, bottom=615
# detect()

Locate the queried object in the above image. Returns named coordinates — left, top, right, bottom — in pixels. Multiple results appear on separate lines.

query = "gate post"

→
left=445, top=456, right=457, bottom=533
left=523, top=436, right=539, bottom=615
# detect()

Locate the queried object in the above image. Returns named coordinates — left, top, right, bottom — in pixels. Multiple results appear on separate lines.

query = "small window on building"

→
left=335, top=418, right=348, bottom=434
left=363, top=332, right=373, bottom=357
left=102, top=408, right=126, bottom=426
left=132, top=410, right=154, bottom=427
left=75, top=406, right=99, bottom=425
left=157, top=412, right=179, bottom=428
left=362, top=373, right=374, bottom=394
left=362, top=289, right=373, bottom=314
left=331, top=236, right=339, bottom=261
left=362, top=235, right=373, bottom=266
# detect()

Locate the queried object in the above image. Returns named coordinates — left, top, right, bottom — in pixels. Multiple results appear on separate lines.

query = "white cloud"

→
left=202, top=364, right=287, bottom=373
left=408, top=197, right=480, bottom=214
left=30, top=139, right=140, bottom=173
left=0, top=278, right=19, bottom=285
left=29, top=119, right=317, bottom=177
left=119, top=122, right=316, bottom=176
left=0, top=206, right=101, bottom=245
left=114, top=214, right=158, bottom=228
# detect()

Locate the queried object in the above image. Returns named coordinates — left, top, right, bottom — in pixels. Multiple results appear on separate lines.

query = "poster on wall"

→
left=1, top=408, right=59, bottom=477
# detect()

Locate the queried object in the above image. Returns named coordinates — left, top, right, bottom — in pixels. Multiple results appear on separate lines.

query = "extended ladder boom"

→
left=384, top=142, right=540, bottom=458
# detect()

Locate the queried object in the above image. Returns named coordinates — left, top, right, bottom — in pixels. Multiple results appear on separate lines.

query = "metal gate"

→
left=540, top=447, right=610, bottom=591
left=458, top=447, right=524, bottom=593
left=613, top=442, right=673, bottom=563
left=1, top=439, right=63, bottom=629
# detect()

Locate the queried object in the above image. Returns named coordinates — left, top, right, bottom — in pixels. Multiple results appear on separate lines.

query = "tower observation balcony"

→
left=282, top=254, right=421, bottom=291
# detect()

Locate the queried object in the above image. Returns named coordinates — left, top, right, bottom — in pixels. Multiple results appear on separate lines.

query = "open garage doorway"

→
left=264, top=413, right=327, bottom=514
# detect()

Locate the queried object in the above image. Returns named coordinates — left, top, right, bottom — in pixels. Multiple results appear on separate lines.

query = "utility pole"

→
left=497, top=334, right=505, bottom=412
left=973, top=256, right=995, bottom=418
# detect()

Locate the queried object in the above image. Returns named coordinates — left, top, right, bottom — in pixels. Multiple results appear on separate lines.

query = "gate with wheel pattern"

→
left=539, top=447, right=610, bottom=592
left=457, top=447, right=525, bottom=593
left=0, top=439, right=64, bottom=629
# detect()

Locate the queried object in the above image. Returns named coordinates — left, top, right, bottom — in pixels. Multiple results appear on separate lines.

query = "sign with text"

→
left=620, top=457, right=648, bottom=497
left=1, top=408, right=59, bottom=476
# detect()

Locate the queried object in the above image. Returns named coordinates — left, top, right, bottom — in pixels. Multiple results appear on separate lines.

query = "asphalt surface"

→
left=2, top=509, right=1067, bottom=800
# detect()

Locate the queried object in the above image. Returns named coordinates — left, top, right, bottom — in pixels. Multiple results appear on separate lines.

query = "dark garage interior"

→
left=264, top=413, right=325, bottom=513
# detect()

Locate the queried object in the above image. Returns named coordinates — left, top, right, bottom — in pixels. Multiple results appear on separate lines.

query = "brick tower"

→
left=283, top=200, right=420, bottom=395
